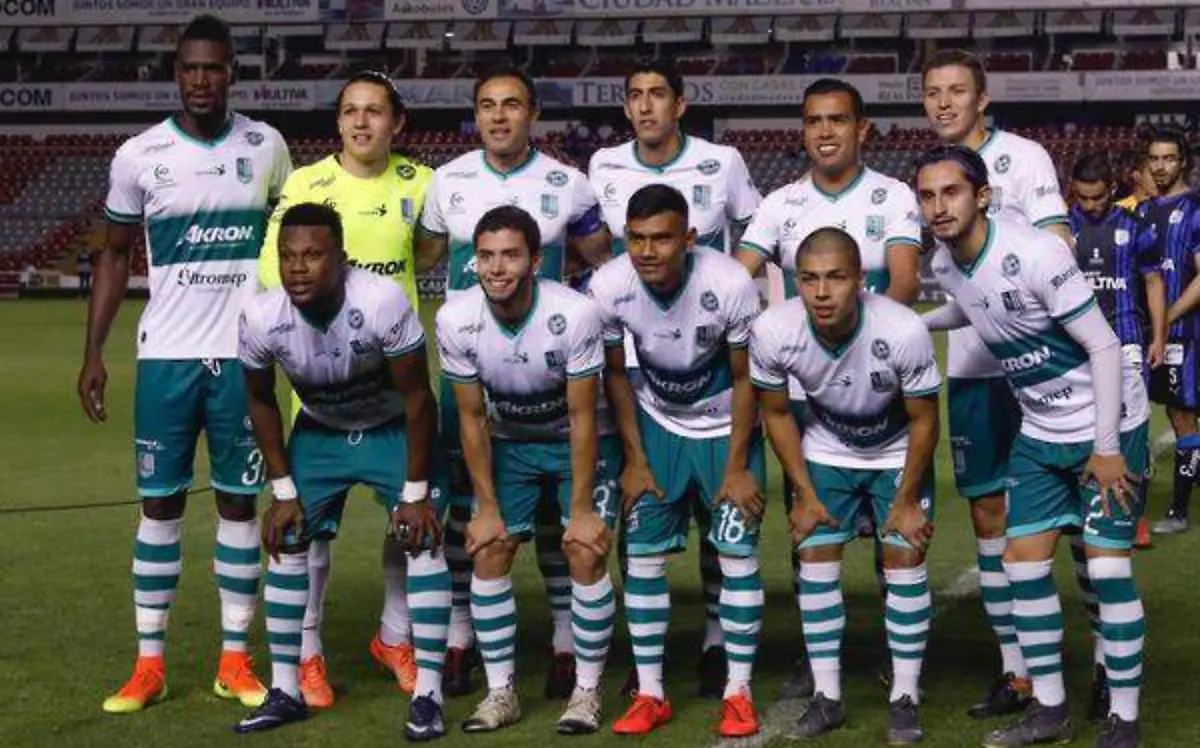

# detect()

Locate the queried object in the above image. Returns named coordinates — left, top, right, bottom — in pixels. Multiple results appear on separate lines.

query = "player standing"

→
left=590, top=185, right=766, bottom=738
left=437, top=206, right=620, bottom=734
left=78, top=14, right=291, bottom=714
left=415, top=65, right=610, bottom=699
left=919, top=146, right=1149, bottom=748
left=751, top=228, right=940, bottom=744
left=922, top=49, right=1071, bottom=718
left=588, top=57, right=763, bottom=696
left=234, top=203, right=450, bottom=738
left=257, top=70, right=434, bottom=707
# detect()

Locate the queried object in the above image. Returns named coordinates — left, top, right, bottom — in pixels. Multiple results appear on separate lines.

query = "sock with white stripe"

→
left=701, top=541, right=725, bottom=651
left=625, top=555, right=669, bottom=700
left=265, top=552, right=308, bottom=699
left=444, top=506, right=474, bottom=650
left=885, top=564, right=932, bottom=704
left=379, top=535, right=411, bottom=646
left=300, top=539, right=330, bottom=660
left=977, top=536, right=1026, bottom=677
left=1089, top=555, right=1144, bottom=721
left=535, top=525, right=574, bottom=655
left=719, top=555, right=764, bottom=699
left=572, top=575, right=616, bottom=691
left=1005, top=559, right=1065, bottom=707
left=799, top=561, right=845, bottom=701
left=1069, top=536, right=1104, bottom=666
left=408, top=551, right=451, bottom=703
left=215, top=518, right=260, bottom=653
left=471, top=575, right=517, bottom=691
left=133, top=516, right=182, bottom=658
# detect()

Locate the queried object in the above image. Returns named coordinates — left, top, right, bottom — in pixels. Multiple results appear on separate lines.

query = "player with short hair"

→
left=437, top=206, right=620, bottom=735
left=590, top=185, right=766, bottom=738
left=234, top=202, right=450, bottom=738
left=588, top=57, right=764, bottom=697
left=257, top=69, right=435, bottom=708
left=79, top=13, right=291, bottom=714
left=751, top=227, right=940, bottom=744
left=918, top=146, right=1149, bottom=748
left=1115, top=153, right=1156, bottom=212
left=922, top=48, right=1071, bottom=718
left=416, top=64, right=611, bottom=700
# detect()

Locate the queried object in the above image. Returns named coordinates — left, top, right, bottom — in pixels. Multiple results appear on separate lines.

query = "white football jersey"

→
left=588, top=135, right=762, bottom=254
left=947, top=130, right=1069, bottom=379
left=419, top=149, right=602, bottom=297
left=436, top=280, right=607, bottom=441
left=105, top=114, right=291, bottom=360
left=932, top=218, right=1148, bottom=444
left=752, top=293, right=941, bottom=469
left=238, top=268, right=427, bottom=432
left=589, top=248, right=761, bottom=439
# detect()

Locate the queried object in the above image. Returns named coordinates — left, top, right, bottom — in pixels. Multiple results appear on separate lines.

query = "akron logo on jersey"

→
left=994, top=154, right=1012, bottom=174
left=541, top=194, right=559, bottom=218
left=871, top=188, right=887, bottom=205
left=871, top=338, right=890, bottom=359
left=236, top=157, right=253, bottom=184
left=697, top=159, right=721, bottom=176
left=348, top=308, right=365, bottom=330
left=546, top=170, right=569, bottom=187
left=700, top=290, right=719, bottom=312
left=1002, top=253, right=1021, bottom=277
left=547, top=313, right=567, bottom=336
left=396, top=163, right=416, bottom=180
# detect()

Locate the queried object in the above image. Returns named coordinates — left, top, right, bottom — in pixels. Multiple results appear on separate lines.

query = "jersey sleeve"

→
left=567, top=300, right=605, bottom=379
left=748, top=313, right=788, bottom=391
left=567, top=173, right=604, bottom=238
left=376, top=283, right=426, bottom=359
left=258, top=168, right=306, bottom=290
left=435, top=307, right=478, bottom=383
left=587, top=270, right=625, bottom=348
left=895, top=318, right=942, bottom=397
left=725, top=270, right=762, bottom=348
left=1022, top=144, right=1068, bottom=229
left=237, top=305, right=274, bottom=371
left=103, top=145, right=143, bottom=225
left=885, top=186, right=923, bottom=248
left=1032, top=239, right=1098, bottom=323
left=418, top=171, right=448, bottom=237
left=268, top=130, right=293, bottom=202
left=737, top=194, right=780, bottom=263
left=1190, top=201, right=1200, bottom=256
left=1132, top=213, right=1161, bottom=274
left=725, top=149, right=763, bottom=225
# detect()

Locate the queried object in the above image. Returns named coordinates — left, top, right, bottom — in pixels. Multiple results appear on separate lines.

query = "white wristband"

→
left=271, top=476, right=298, bottom=501
left=402, top=480, right=429, bottom=504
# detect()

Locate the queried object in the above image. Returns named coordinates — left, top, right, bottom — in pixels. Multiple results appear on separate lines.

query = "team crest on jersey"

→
left=449, top=192, right=466, bottom=213
left=396, top=163, right=416, bottom=180
left=865, top=215, right=885, bottom=240
left=1001, top=290, right=1025, bottom=313
left=700, top=290, right=719, bottom=312
left=870, top=370, right=895, bottom=393
left=1114, top=228, right=1130, bottom=245
left=546, top=170, right=569, bottom=187
left=871, top=188, right=887, bottom=205
left=1170, top=209, right=1184, bottom=225
left=153, top=163, right=174, bottom=185
left=994, top=154, right=1011, bottom=174
left=695, top=324, right=721, bottom=346
left=401, top=198, right=415, bottom=223
left=987, top=186, right=1003, bottom=215
left=1002, top=253, right=1021, bottom=277
left=545, top=349, right=567, bottom=370
left=871, top=339, right=890, bottom=359
left=541, top=194, right=559, bottom=218
left=245, top=131, right=265, bottom=147
left=697, top=159, right=721, bottom=176
left=236, top=157, right=253, bottom=184
left=693, top=185, right=711, bottom=209
left=782, top=218, right=797, bottom=237
left=348, top=308, right=364, bottom=329
left=547, top=313, right=567, bottom=335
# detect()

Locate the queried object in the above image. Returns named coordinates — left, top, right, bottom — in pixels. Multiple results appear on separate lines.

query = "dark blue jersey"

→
left=1069, top=204, right=1159, bottom=346
left=1139, top=192, right=1200, bottom=340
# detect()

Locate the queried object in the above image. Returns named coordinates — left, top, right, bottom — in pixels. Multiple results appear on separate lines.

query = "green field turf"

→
left=2, top=298, right=1198, bottom=747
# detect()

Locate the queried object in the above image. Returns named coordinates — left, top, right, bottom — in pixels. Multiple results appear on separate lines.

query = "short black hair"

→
left=803, top=78, right=865, bottom=121
left=337, top=70, right=405, bottom=117
left=626, top=184, right=689, bottom=226
left=1148, top=126, right=1193, bottom=176
left=625, top=58, right=685, bottom=100
left=280, top=202, right=344, bottom=249
left=798, top=227, right=862, bottom=274
left=474, top=65, right=538, bottom=111
left=179, top=14, right=233, bottom=60
left=915, top=144, right=990, bottom=191
left=1071, top=153, right=1114, bottom=185
left=473, top=205, right=542, bottom=256
left=922, top=48, right=987, bottom=94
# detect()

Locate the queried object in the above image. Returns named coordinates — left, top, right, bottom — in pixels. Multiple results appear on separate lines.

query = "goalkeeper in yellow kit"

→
left=258, top=71, right=434, bottom=708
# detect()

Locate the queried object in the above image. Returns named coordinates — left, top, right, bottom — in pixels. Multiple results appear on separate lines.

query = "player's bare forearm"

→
left=896, top=394, right=940, bottom=504
left=244, top=366, right=291, bottom=480
left=734, top=246, right=767, bottom=279
left=390, top=350, right=436, bottom=483
left=1166, top=266, right=1200, bottom=325
left=759, top=387, right=818, bottom=503
left=570, top=227, right=612, bottom=268
left=1145, top=271, right=1167, bottom=343
left=723, top=347, right=756, bottom=476
left=603, top=346, right=650, bottom=468
left=414, top=231, right=448, bottom=275
left=85, top=222, right=135, bottom=355
left=454, top=382, right=501, bottom=514
left=885, top=244, right=922, bottom=306
left=566, top=376, right=600, bottom=515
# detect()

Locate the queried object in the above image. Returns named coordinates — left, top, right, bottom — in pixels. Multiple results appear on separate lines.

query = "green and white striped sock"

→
left=572, top=574, right=616, bottom=691
left=625, top=556, right=670, bottom=700
left=409, top=551, right=452, bottom=702
left=885, top=564, right=932, bottom=703
left=215, top=518, right=261, bottom=653
left=799, top=561, right=844, bottom=701
left=264, top=552, right=308, bottom=699
left=133, top=517, right=182, bottom=658
left=471, top=575, right=517, bottom=690
left=719, top=555, right=764, bottom=698
left=1089, top=556, right=1144, bottom=721
left=1005, top=559, right=1065, bottom=706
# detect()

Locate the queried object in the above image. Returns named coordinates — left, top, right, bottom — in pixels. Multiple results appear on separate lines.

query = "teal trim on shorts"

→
left=798, top=531, right=855, bottom=549
left=138, top=482, right=191, bottom=499
left=210, top=479, right=261, bottom=497
left=1083, top=534, right=1134, bottom=551
left=626, top=534, right=688, bottom=557
left=1007, top=514, right=1083, bottom=540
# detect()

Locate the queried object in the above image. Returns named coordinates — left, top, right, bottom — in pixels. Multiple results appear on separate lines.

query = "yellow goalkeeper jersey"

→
left=1115, top=195, right=1141, bottom=212
left=260, top=153, right=433, bottom=306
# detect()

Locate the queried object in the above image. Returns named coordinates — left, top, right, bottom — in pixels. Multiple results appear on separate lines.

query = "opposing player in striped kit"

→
left=919, top=146, right=1148, bottom=748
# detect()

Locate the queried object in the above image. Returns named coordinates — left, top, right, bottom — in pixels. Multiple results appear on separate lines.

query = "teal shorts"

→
left=626, top=409, right=768, bottom=558
left=287, top=414, right=448, bottom=544
left=948, top=377, right=1022, bottom=500
left=491, top=435, right=623, bottom=539
left=438, top=376, right=473, bottom=508
left=134, top=358, right=261, bottom=498
left=803, top=461, right=936, bottom=550
left=1006, top=423, right=1149, bottom=550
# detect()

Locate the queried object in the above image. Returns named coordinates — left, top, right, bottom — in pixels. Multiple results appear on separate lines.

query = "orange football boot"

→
left=370, top=634, right=417, bottom=693
left=299, top=655, right=335, bottom=708
left=612, top=693, right=672, bottom=735
left=102, top=655, right=168, bottom=713
left=717, top=691, right=760, bottom=738
left=213, top=651, right=268, bottom=707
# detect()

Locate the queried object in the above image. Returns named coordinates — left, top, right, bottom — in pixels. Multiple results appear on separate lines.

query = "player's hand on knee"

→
left=392, top=502, right=443, bottom=555
left=883, top=498, right=934, bottom=552
left=717, top=469, right=765, bottom=520
left=262, top=499, right=304, bottom=562
left=788, top=495, right=836, bottom=546
left=620, top=459, right=664, bottom=515
left=465, top=509, right=506, bottom=556
left=77, top=355, right=108, bottom=423
left=1082, top=452, right=1134, bottom=516
left=564, top=510, right=610, bottom=558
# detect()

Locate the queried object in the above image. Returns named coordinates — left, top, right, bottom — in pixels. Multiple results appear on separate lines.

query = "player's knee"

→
left=214, top=491, right=258, bottom=522
left=970, top=496, right=1007, bottom=536
left=142, top=493, right=187, bottom=521
left=563, top=542, right=605, bottom=581
left=472, top=540, right=516, bottom=578
left=881, top=543, right=924, bottom=570
left=798, top=544, right=843, bottom=564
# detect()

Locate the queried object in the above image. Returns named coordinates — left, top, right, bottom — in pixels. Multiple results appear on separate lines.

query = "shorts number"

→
left=242, top=448, right=264, bottom=486
left=592, top=481, right=615, bottom=521
left=716, top=503, right=747, bottom=545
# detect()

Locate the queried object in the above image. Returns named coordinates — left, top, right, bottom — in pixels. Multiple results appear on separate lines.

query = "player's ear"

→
left=675, top=94, right=688, bottom=121
left=857, top=116, right=870, bottom=146
left=684, top=226, right=697, bottom=249
left=975, top=88, right=990, bottom=116
left=977, top=185, right=992, bottom=213
left=393, top=110, right=407, bottom=138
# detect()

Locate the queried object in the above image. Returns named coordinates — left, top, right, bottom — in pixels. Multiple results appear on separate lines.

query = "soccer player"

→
left=234, top=203, right=450, bottom=738
left=1136, top=128, right=1200, bottom=535
left=78, top=14, right=291, bottom=714
left=257, top=70, right=435, bottom=707
left=751, top=227, right=940, bottom=744
left=1116, top=154, right=1156, bottom=212
left=415, top=65, right=610, bottom=699
left=922, top=48, right=1071, bottom=718
left=590, top=185, right=766, bottom=738
left=918, top=146, right=1149, bottom=748
left=588, top=57, right=763, bottom=697
left=437, top=206, right=620, bottom=735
